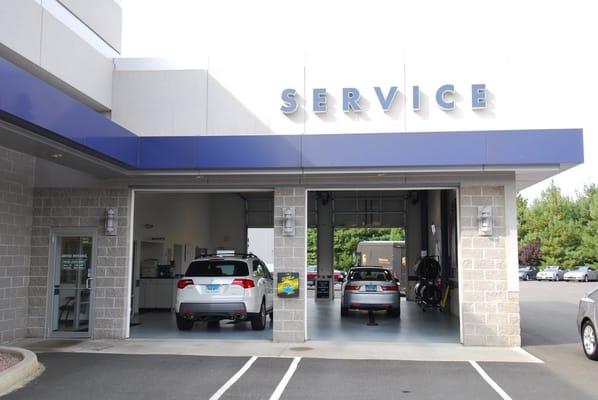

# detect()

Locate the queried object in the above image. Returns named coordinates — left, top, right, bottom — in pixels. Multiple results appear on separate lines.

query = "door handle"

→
left=86, top=277, right=93, bottom=290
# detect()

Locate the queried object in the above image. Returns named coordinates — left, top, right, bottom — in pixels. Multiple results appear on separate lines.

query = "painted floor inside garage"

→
left=129, top=296, right=459, bottom=343
left=308, top=296, right=459, bottom=342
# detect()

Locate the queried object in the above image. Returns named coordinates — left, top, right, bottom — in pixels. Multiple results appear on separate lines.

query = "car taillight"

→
left=177, top=279, right=194, bottom=289
left=382, top=285, right=399, bottom=291
left=232, top=278, right=255, bottom=289
left=345, top=284, right=361, bottom=291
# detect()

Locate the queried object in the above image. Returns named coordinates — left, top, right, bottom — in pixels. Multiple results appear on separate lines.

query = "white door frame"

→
left=46, top=227, right=98, bottom=339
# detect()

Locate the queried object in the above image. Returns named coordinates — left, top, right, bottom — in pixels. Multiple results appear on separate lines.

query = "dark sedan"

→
left=519, top=266, right=539, bottom=281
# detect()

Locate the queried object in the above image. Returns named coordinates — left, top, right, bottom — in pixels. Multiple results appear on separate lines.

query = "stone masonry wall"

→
left=0, top=146, right=35, bottom=343
left=273, top=187, right=306, bottom=342
left=28, top=188, right=130, bottom=339
left=460, top=185, right=521, bottom=346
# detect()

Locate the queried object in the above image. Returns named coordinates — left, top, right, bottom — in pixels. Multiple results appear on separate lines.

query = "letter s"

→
left=280, top=88, right=298, bottom=114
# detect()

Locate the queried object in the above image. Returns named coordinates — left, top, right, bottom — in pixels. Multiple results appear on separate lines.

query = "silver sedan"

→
left=536, top=266, right=565, bottom=281
left=577, top=287, right=598, bottom=360
left=341, top=267, right=400, bottom=318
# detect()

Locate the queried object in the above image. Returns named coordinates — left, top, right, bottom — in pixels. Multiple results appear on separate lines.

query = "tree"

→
left=519, top=183, right=583, bottom=268
left=516, top=194, right=530, bottom=246
left=574, top=185, right=598, bottom=265
left=519, top=240, right=541, bottom=266
left=307, top=228, right=317, bottom=265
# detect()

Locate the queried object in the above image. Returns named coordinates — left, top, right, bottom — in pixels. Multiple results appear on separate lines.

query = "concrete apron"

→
left=17, top=339, right=542, bottom=363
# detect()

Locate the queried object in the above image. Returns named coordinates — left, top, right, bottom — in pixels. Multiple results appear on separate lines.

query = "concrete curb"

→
left=0, top=346, right=44, bottom=396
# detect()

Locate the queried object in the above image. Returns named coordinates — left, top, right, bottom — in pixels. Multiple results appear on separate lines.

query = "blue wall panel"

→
left=138, top=137, right=199, bottom=169
left=301, top=132, right=487, bottom=168
left=0, top=57, right=138, bottom=166
left=195, top=135, right=302, bottom=169
left=485, top=129, right=584, bottom=165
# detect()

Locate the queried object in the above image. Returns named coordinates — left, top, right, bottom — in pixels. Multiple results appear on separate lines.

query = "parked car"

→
left=564, top=266, right=598, bottom=282
left=307, top=265, right=345, bottom=286
left=519, top=266, right=539, bottom=281
left=175, top=253, right=273, bottom=331
left=336, top=269, right=347, bottom=283
left=536, top=266, right=565, bottom=281
left=577, top=287, right=598, bottom=360
left=307, top=265, right=317, bottom=286
left=340, top=267, right=400, bottom=318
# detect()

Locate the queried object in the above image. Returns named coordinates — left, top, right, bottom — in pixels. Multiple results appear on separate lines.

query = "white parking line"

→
left=469, top=360, right=513, bottom=400
left=209, top=356, right=258, bottom=400
left=269, top=357, right=302, bottom=400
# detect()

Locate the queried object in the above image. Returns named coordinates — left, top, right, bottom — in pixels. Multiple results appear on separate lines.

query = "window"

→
left=260, top=261, right=272, bottom=280
left=185, top=260, right=249, bottom=277
left=349, top=269, right=392, bottom=282
left=253, top=260, right=264, bottom=277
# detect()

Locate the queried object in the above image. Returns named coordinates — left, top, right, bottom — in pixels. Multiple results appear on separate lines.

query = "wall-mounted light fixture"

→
left=104, top=208, right=117, bottom=236
left=282, top=207, right=295, bottom=236
left=478, top=206, right=493, bottom=236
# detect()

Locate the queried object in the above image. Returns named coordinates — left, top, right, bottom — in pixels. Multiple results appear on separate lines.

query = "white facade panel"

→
left=304, top=54, right=406, bottom=134
left=0, top=0, right=43, bottom=64
left=113, top=54, right=585, bottom=138
left=206, top=57, right=304, bottom=135
left=40, top=9, right=113, bottom=110
left=112, top=69, right=208, bottom=136
left=57, top=0, right=122, bottom=53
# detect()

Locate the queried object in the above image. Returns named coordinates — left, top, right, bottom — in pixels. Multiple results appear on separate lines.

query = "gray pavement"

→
left=4, top=353, right=594, bottom=400
left=5, top=280, right=598, bottom=399
left=519, top=281, right=598, bottom=399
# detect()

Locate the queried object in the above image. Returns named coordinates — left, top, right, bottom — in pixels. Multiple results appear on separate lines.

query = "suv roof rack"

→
left=201, top=252, right=258, bottom=259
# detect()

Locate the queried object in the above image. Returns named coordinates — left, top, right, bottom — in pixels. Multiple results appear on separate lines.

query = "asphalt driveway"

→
left=4, top=352, right=594, bottom=400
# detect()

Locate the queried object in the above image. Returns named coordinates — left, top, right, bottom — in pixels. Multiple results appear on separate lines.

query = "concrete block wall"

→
left=28, top=188, right=130, bottom=339
left=273, top=187, right=306, bottom=342
left=460, top=185, right=521, bottom=346
left=0, top=146, right=35, bottom=343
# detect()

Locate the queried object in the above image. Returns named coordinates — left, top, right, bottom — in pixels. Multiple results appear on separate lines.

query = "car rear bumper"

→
left=178, top=302, right=247, bottom=320
left=343, top=292, right=400, bottom=310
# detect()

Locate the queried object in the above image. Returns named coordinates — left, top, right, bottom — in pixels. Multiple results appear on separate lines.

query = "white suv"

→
left=175, top=253, right=274, bottom=331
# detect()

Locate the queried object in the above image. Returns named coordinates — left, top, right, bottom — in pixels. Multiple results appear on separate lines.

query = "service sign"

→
left=280, top=84, right=487, bottom=114
left=277, top=272, right=300, bottom=298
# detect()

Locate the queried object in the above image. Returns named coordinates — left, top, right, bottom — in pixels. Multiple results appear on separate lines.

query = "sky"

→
left=119, top=0, right=596, bottom=201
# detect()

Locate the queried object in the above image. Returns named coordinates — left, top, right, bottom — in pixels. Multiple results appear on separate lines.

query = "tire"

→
left=341, top=307, right=349, bottom=317
left=387, top=308, right=400, bottom=318
left=584, top=275, right=589, bottom=282
left=251, top=301, right=267, bottom=331
left=176, top=315, right=193, bottom=331
left=269, top=311, right=274, bottom=320
left=581, top=320, right=598, bottom=361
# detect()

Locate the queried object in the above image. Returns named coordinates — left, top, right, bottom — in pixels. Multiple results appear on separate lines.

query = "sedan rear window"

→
left=349, top=269, right=392, bottom=281
left=185, top=260, right=249, bottom=277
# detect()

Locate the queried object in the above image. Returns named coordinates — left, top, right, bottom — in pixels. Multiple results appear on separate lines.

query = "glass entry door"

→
left=49, top=232, right=95, bottom=337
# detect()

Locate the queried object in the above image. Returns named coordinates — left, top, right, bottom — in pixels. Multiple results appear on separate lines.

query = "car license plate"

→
left=206, top=284, right=220, bottom=292
left=365, top=285, right=377, bottom=292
